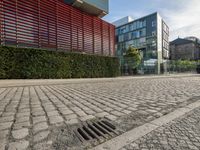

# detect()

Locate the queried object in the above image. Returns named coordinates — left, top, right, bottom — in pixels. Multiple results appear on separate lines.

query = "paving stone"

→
left=105, top=115, right=117, bottom=121
left=0, top=138, right=7, bottom=150
left=70, top=107, right=82, bottom=112
left=0, top=116, right=14, bottom=123
left=80, top=115, right=95, bottom=122
left=121, top=106, right=200, bottom=150
left=47, top=111, right=59, bottom=117
left=1, top=76, right=200, bottom=149
left=15, top=116, right=29, bottom=123
left=85, top=110, right=96, bottom=115
left=127, top=107, right=138, bottom=111
left=110, top=111, right=125, bottom=117
left=103, top=107, right=113, bottom=112
left=2, top=112, right=15, bottom=117
left=0, top=122, right=13, bottom=131
left=95, top=112, right=109, bottom=118
left=32, top=111, right=46, bottom=116
left=13, top=122, right=30, bottom=130
left=64, top=114, right=78, bottom=120
left=49, top=116, right=63, bottom=125
left=12, top=128, right=29, bottom=139
left=60, top=109, right=73, bottom=115
left=0, top=130, right=9, bottom=140
left=76, top=111, right=87, bottom=117
left=33, top=122, right=48, bottom=133
left=147, top=109, right=158, bottom=113
left=33, top=140, right=53, bottom=150
left=33, top=116, right=47, bottom=124
left=122, top=110, right=132, bottom=114
left=34, top=130, right=50, bottom=143
left=65, top=118, right=80, bottom=125
left=8, top=140, right=29, bottom=150
left=16, top=112, right=30, bottom=118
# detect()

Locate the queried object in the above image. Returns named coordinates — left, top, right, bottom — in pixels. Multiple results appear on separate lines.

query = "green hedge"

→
left=0, top=46, right=120, bottom=79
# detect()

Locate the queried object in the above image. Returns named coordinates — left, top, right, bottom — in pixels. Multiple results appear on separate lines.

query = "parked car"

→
left=197, top=64, right=200, bottom=74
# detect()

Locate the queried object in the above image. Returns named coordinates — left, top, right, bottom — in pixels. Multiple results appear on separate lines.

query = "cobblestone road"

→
left=121, top=107, right=200, bottom=150
left=0, top=75, right=200, bottom=150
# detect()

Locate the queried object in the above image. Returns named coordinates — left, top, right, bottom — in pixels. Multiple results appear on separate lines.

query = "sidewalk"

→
left=0, top=74, right=200, bottom=150
left=93, top=100, right=200, bottom=150
left=0, top=73, right=198, bottom=88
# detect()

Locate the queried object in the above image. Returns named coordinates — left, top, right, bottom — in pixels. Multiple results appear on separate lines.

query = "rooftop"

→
left=170, top=37, right=199, bottom=45
left=64, top=0, right=109, bottom=18
left=113, top=12, right=158, bottom=28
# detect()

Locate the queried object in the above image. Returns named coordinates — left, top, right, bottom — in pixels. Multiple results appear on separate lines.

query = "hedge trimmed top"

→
left=0, top=46, right=120, bottom=79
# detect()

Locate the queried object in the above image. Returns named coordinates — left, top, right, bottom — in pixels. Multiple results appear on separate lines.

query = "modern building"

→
left=113, top=12, right=169, bottom=74
left=0, top=0, right=115, bottom=56
left=64, top=0, right=109, bottom=17
left=170, top=37, right=200, bottom=60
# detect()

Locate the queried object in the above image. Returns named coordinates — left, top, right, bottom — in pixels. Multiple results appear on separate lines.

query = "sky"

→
left=102, top=0, right=200, bottom=41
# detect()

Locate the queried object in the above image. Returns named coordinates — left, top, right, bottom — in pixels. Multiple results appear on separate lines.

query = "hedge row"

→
left=0, top=46, right=120, bottom=79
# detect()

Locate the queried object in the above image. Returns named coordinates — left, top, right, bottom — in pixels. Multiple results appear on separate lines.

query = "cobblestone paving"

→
left=121, top=107, right=200, bottom=150
left=0, top=76, right=200, bottom=149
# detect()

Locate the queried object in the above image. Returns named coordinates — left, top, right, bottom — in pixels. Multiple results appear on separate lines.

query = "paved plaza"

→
left=121, top=106, right=200, bottom=150
left=0, top=75, right=200, bottom=150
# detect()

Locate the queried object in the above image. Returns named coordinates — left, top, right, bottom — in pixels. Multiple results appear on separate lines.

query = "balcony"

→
left=64, top=0, right=108, bottom=18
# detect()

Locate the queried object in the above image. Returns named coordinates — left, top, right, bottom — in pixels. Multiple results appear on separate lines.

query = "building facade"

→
left=0, top=0, right=115, bottom=56
left=113, top=12, right=169, bottom=74
left=170, top=37, right=200, bottom=60
left=64, top=0, right=109, bottom=17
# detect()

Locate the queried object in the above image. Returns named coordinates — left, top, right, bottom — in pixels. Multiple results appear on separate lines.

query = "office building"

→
left=113, top=12, right=169, bottom=74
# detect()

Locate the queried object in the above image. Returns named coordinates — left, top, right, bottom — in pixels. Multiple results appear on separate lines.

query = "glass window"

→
left=132, top=40, right=136, bottom=47
left=143, top=20, right=146, bottom=27
left=139, top=37, right=146, bottom=43
left=118, top=35, right=124, bottom=42
left=136, top=21, right=140, bottom=29
left=120, top=26, right=126, bottom=34
left=137, top=31, right=140, bottom=38
left=133, top=22, right=136, bottom=30
left=132, top=31, right=137, bottom=39
left=128, top=32, right=132, bottom=40
left=129, top=24, right=133, bottom=31
left=116, top=29, right=120, bottom=35
left=124, top=33, right=129, bottom=41
left=125, top=25, right=129, bottom=32
left=126, top=40, right=134, bottom=48
left=139, top=29, right=146, bottom=37
left=152, top=20, right=156, bottom=27
left=135, top=39, right=139, bottom=47
left=139, top=21, right=143, bottom=28
left=152, top=31, right=156, bottom=36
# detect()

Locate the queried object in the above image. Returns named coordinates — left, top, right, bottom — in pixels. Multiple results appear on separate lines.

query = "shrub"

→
left=0, top=46, right=120, bottom=79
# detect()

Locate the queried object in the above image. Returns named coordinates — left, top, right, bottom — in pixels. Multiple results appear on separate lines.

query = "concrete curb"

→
left=0, top=74, right=198, bottom=88
left=91, top=100, right=200, bottom=150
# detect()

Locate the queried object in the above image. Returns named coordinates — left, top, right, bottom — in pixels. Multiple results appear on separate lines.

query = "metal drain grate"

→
left=74, top=119, right=121, bottom=145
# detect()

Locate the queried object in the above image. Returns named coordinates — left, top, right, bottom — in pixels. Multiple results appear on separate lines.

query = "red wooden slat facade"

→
left=0, top=0, right=115, bottom=56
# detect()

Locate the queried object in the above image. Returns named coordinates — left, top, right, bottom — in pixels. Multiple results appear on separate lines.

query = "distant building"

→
left=113, top=12, right=169, bottom=74
left=170, top=37, right=200, bottom=60
left=113, top=16, right=134, bottom=27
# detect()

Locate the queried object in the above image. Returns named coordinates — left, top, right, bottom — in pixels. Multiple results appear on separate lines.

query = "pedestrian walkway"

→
left=121, top=106, right=200, bottom=150
left=0, top=74, right=200, bottom=149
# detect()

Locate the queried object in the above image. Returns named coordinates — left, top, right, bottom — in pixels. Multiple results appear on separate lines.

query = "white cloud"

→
left=104, top=0, right=200, bottom=41
left=158, top=0, right=200, bottom=40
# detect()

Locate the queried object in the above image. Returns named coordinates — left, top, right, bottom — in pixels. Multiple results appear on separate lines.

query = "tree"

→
left=124, top=46, right=141, bottom=73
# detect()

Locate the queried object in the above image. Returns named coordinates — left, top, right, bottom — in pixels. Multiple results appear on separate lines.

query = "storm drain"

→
left=74, top=119, right=122, bottom=145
